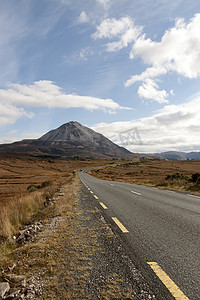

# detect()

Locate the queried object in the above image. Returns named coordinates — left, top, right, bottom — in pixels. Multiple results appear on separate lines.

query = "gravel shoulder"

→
left=0, top=175, right=157, bottom=299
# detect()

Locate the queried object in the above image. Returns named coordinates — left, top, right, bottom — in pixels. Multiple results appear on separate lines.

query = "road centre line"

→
left=93, top=195, right=99, bottom=199
left=131, top=191, right=142, bottom=196
left=147, top=262, right=189, bottom=300
left=90, top=190, right=93, bottom=194
left=112, top=217, right=129, bottom=233
left=99, top=202, right=108, bottom=209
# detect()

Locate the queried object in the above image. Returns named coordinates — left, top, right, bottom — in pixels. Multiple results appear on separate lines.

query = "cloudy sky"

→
left=0, top=0, right=200, bottom=153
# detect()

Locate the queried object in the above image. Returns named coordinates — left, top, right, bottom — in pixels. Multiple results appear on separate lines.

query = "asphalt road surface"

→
left=79, top=170, right=200, bottom=300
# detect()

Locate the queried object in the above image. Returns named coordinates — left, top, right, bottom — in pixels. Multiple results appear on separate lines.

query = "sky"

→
left=0, top=0, right=200, bottom=153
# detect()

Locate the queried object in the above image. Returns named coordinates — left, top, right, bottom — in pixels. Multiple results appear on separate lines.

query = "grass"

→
left=89, top=159, right=200, bottom=193
left=0, top=153, right=111, bottom=245
left=0, top=186, right=57, bottom=242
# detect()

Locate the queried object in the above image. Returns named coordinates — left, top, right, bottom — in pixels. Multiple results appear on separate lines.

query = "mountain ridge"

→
left=150, top=150, right=200, bottom=160
left=0, top=121, right=135, bottom=159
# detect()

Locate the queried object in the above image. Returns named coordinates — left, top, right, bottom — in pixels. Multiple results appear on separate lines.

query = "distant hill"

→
left=151, top=151, right=200, bottom=160
left=0, top=121, right=135, bottom=159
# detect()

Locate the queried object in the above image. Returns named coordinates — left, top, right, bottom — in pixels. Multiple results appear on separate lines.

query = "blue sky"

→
left=0, top=0, right=200, bottom=153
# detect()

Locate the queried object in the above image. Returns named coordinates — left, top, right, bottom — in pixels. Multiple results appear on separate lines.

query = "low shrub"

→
left=40, top=180, right=53, bottom=188
left=27, top=181, right=53, bottom=192
left=27, top=184, right=40, bottom=192
left=191, top=172, right=200, bottom=183
left=165, top=173, right=189, bottom=181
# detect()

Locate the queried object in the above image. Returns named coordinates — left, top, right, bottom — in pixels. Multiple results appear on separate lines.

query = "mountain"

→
left=0, top=121, right=134, bottom=159
left=151, top=151, right=200, bottom=160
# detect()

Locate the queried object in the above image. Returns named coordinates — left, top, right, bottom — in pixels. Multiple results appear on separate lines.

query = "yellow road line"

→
left=112, top=217, right=129, bottom=233
left=90, top=191, right=93, bottom=194
left=88, top=188, right=90, bottom=190
left=99, top=202, right=108, bottom=209
left=93, top=195, right=99, bottom=199
left=147, top=262, right=189, bottom=300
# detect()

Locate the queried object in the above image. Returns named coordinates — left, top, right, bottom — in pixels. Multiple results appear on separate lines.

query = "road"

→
left=79, top=170, right=200, bottom=300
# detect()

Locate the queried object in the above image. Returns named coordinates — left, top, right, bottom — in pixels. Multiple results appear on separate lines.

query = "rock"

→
left=5, top=274, right=26, bottom=285
left=16, top=222, right=43, bottom=245
left=0, top=282, right=10, bottom=298
left=4, top=288, right=21, bottom=299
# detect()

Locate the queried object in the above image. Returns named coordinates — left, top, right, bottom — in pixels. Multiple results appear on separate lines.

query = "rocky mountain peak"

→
left=38, top=121, right=131, bottom=156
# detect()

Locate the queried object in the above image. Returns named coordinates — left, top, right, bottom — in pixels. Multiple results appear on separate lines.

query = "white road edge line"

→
left=131, top=191, right=142, bottom=196
left=112, top=217, right=129, bottom=233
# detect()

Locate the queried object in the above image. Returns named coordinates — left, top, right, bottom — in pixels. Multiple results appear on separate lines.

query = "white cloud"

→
left=92, top=17, right=142, bottom=51
left=79, top=47, right=94, bottom=60
left=78, top=11, right=88, bottom=23
left=92, top=92, right=200, bottom=153
left=0, top=102, right=33, bottom=125
left=0, top=132, right=44, bottom=144
left=0, top=81, right=131, bottom=125
left=137, top=79, right=169, bottom=103
left=96, top=0, right=111, bottom=10
left=126, top=13, right=200, bottom=86
left=93, top=14, right=200, bottom=102
left=125, top=65, right=168, bottom=87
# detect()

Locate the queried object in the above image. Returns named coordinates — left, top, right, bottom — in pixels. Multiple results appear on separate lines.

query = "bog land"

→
left=89, top=159, right=200, bottom=193
left=0, top=153, right=108, bottom=243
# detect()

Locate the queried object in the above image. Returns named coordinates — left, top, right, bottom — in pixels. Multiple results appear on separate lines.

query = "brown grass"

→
left=89, top=159, right=200, bottom=193
left=0, top=153, right=110, bottom=243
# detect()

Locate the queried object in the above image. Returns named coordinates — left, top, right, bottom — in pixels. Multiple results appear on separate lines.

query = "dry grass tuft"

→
left=0, top=188, right=55, bottom=242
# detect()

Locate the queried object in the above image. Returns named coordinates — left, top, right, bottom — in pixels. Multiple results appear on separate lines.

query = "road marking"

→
left=147, top=262, right=189, bottom=300
left=112, top=217, right=129, bottom=233
left=168, top=190, right=176, bottom=193
left=99, top=202, right=108, bottom=209
left=110, top=183, right=115, bottom=186
left=189, top=194, right=200, bottom=199
left=88, top=188, right=90, bottom=190
left=131, top=191, right=142, bottom=196
left=93, top=195, right=99, bottom=199
left=90, top=191, right=93, bottom=194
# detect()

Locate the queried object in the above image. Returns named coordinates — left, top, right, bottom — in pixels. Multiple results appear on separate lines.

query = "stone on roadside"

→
left=5, top=274, right=26, bottom=287
left=0, top=282, right=10, bottom=298
left=4, top=288, right=21, bottom=299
